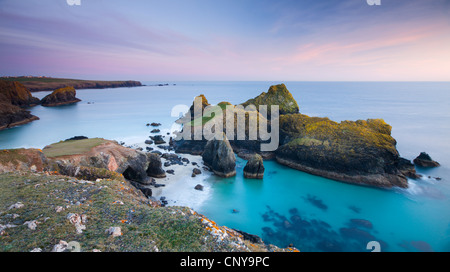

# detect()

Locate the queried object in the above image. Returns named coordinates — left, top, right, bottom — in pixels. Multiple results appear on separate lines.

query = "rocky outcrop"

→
left=413, top=152, right=440, bottom=168
left=43, top=138, right=153, bottom=184
left=0, top=80, right=40, bottom=107
left=241, top=83, right=299, bottom=115
left=202, top=133, right=236, bottom=177
left=0, top=102, right=39, bottom=130
left=243, top=154, right=265, bottom=179
left=276, top=115, right=413, bottom=188
left=0, top=81, right=40, bottom=130
left=146, top=153, right=166, bottom=178
left=40, top=86, right=81, bottom=107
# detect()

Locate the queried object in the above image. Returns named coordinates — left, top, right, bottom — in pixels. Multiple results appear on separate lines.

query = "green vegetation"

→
left=241, top=84, right=300, bottom=115
left=280, top=114, right=397, bottom=155
left=0, top=172, right=210, bottom=252
left=42, top=138, right=109, bottom=158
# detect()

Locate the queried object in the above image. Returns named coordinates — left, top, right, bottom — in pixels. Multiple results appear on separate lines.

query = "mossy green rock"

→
left=241, top=84, right=299, bottom=115
left=276, top=114, right=412, bottom=188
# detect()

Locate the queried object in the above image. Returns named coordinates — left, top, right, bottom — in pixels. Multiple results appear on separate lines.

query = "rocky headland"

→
left=1, top=77, right=143, bottom=92
left=0, top=81, right=40, bottom=129
left=173, top=83, right=421, bottom=188
left=0, top=137, right=297, bottom=252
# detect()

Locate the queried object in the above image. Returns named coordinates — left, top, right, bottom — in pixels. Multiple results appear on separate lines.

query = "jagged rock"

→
left=413, top=152, right=440, bottom=168
left=202, top=133, right=236, bottom=177
left=243, top=154, right=265, bottom=179
left=146, top=153, right=166, bottom=178
left=40, top=86, right=81, bottom=106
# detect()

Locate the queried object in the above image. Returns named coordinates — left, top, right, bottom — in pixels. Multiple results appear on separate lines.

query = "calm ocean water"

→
left=0, top=81, right=449, bottom=251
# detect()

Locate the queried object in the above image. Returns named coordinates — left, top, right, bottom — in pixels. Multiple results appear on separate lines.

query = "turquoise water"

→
left=0, top=81, right=449, bottom=251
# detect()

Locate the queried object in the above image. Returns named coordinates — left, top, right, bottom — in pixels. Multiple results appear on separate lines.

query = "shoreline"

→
left=125, top=131, right=213, bottom=211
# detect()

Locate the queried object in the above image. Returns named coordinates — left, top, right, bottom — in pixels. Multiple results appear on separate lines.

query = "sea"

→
left=0, top=81, right=449, bottom=252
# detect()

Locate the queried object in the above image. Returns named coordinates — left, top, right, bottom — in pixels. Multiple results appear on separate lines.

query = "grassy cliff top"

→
left=42, top=138, right=110, bottom=158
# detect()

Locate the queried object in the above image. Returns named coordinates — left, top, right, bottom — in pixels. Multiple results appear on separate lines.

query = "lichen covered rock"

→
left=276, top=114, right=412, bottom=188
left=40, top=86, right=81, bottom=107
left=241, top=83, right=299, bottom=115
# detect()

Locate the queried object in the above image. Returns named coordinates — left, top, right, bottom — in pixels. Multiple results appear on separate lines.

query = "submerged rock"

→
left=243, top=154, right=265, bottom=179
left=202, top=133, right=236, bottom=178
left=413, top=152, right=440, bottom=168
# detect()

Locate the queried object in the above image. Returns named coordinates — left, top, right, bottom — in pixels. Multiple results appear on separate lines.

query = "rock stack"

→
left=243, top=154, right=265, bottom=179
left=202, top=133, right=236, bottom=178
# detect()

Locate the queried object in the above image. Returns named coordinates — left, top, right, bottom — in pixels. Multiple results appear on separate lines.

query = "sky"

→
left=0, top=0, right=449, bottom=81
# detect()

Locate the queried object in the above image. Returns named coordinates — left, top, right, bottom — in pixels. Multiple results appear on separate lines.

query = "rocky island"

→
left=174, top=83, right=419, bottom=189
left=40, top=86, right=81, bottom=107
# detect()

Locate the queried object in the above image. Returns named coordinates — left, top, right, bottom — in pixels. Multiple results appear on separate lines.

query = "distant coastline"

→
left=0, top=76, right=143, bottom=92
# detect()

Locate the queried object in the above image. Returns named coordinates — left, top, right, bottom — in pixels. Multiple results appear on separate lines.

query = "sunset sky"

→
left=1, top=0, right=449, bottom=81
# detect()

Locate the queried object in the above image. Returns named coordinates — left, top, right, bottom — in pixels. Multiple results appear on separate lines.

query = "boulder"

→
left=146, top=153, right=166, bottom=178
left=243, top=154, right=265, bottom=179
left=413, top=152, right=440, bottom=168
left=194, top=184, right=204, bottom=191
left=40, top=86, right=81, bottom=107
left=202, top=133, right=236, bottom=177
left=150, top=135, right=166, bottom=144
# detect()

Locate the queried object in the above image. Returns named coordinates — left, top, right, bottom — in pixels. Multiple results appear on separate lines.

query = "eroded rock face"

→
left=243, top=154, right=265, bottom=179
left=202, top=134, right=236, bottom=178
left=0, top=81, right=40, bottom=130
left=413, top=152, right=440, bottom=168
left=43, top=139, right=152, bottom=184
left=40, top=86, right=81, bottom=107
left=0, top=148, right=49, bottom=173
left=0, top=80, right=40, bottom=107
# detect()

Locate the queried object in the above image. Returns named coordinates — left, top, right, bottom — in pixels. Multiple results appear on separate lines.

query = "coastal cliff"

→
left=0, top=81, right=40, bottom=129
left=0, top=138, right=295, bottom=252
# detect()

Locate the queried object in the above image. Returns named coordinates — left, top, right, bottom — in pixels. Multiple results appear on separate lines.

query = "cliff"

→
left=40, top=86, right=81, bottom=107
left=0, top=81, right=40, bottom=130
left=0, top=80, right=40, bottom=107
